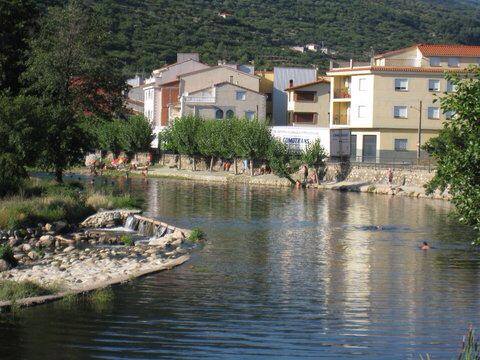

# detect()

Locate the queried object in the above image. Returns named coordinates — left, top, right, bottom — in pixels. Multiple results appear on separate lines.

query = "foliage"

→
left=0, top=280, right=53, bottom=302
left=95, top=116, right=154, bottom=155
left=267, top=138, right=295, bottom=184
left=88, top=287, right=114, bottom=311
left=0, top=94, right=42, bottom=196
left=0, top=179, right=142, bottom=230
left=120, top=234, right=134, bottom=246
left=169, top=115, right=203, bottom=170
left=197, top=119, right=226, bottom=171
left=424, top=66, right=480, bottom=243
left=188, top=228, right=204, bottom=242
left=0, top=244, right=16, bottom=265
left=302, top=139, right=328, bottom=183
left=22, top=1, right=127, bottom=182
left=458, top=327, right=480, bottom=360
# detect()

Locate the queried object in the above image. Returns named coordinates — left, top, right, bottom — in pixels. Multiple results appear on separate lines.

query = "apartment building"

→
left=326, top=44, right=480, bottom=161
left=178, top=65, right=265, bottom=121
left=255, top=70, right=274, bottom=120
left=285, top=78, right=330, bottom=127
left=143, top=53, right=210, bottom=128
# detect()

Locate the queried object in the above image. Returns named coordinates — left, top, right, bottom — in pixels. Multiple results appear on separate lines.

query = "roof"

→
left=152, top=58, right=206, bottom=74
left=178, top=65, right=260, bottom=79
left=328, top=66, right=469, bottom=74
left=375, top=43, right=480, bottom=59
left=285, top=78, right=330, bottom=91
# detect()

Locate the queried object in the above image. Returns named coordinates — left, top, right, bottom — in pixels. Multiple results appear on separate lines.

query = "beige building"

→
left=285, top=78, right=330, bottom=127
left=182, top=82, right=266, bottom=120
left=326, top=44, right=480, bottom=161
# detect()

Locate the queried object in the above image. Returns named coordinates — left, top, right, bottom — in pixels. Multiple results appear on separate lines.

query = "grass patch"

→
left=188, top=227, right=204, bottom=242
left=0, top=280, right=54, bottom=302
left=0, top=179, right=143, bottom=230
left=119, top=234, right=134, bottom=246
left=0, top=244, right=15, bottom=264
left=88, top=287, right=114, bottom=312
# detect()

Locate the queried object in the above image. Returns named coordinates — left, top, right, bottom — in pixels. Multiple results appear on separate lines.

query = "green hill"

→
left=37, top=0, right=480, bottom=74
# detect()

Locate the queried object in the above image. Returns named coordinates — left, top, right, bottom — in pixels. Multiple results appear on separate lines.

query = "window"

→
left=394, top=78, right=408, bottom=91
left=226, top=109, right=234, bottom=118
left=293, top=112, right=316, bottom=123
left=448, top=57, right=459, bottom=68
left=295, top=91, right=316, bottom=102
left=393, top=106, right=407, bottom=118
left=357, top=105, right=367, bottom=118
left=394, top=139, right=408, bottom=151
left=245, top=111, right=255, bottom=120
left=430, top=57, right=440, bottom=67
left=444, top=110, right=455, bottom=119
left=215, top=109, right=224, bottom=119
left=446, top=81, right=457, bottom=93
left=358, top=78, right=367, bottom=91
left=428, top=79, right=440, bottom=92
left=428, top=107, right=440, bottom=119
left=236, top=91, right=246, bottom=101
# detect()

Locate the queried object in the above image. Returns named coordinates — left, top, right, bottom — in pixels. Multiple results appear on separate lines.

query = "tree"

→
left=424, top=66, right=480, bottom=243
left=169, top=115, right=203, bottom=170
left=22, top=1, right=126, bottom=182
left=0, top=94, right=42, bottom=195
left=233, top=118, right=271, bottom=176
left=302, top=139, right=328, bottom=184
left=267, top=138, right=295, bottom=185
left=197, top=120, right=224, bottom=171
left=0, top=0, right=39, bottom=94
left=121, top=115, right=154, bottom=155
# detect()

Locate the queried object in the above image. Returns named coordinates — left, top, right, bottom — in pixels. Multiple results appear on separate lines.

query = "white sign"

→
left=270, top=126, right=331, bottom=153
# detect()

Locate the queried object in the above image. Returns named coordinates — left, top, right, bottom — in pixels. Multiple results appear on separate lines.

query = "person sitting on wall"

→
left=387, top=168, right=394, bottom=185
left=309, top=170, right=318, bottom=184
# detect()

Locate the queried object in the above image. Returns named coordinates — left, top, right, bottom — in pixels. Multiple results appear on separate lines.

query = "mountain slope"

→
left=47, top=0, right=480, bottom=74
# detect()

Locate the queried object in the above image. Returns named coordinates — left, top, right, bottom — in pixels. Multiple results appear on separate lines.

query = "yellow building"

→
left=255, top=70, right=274, bottom=120
left=285, top=78, right=330, bottom=127
left=326, top=44, right=480, bottom=162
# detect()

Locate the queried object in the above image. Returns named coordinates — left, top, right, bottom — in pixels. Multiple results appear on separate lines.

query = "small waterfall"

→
left=124, top=215, right=139, bottom=231
left=123, top=215, right=175, bottom=239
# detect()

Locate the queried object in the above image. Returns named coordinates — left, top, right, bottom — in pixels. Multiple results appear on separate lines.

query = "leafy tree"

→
left=233, top=118, right=271, bottom=176
left=302, top=139, right=328, bottom=184
left=94, top=119, right=124, bottom=157
left=22, top=1, right=126, bottom=182
left=169, top=115, right=203, bottom=170
left=267, top=138, right=295, bottom=185
left=424, top=66, right=480, bottom=243
left=121, top=115, right=154, bottom=155
left=197, top=120, right=224, bottom=171
left=0, top=0, right=39, bottom=94
left=0, top=94, right=41, bottom=195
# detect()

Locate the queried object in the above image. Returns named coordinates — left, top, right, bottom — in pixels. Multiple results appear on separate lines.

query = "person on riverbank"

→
left=302, top=164, right=309, bottom=184
left=387, top=168, right=393, bottom=185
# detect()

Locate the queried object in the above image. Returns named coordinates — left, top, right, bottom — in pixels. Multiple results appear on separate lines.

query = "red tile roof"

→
left=285, top=78, right=330, bottom=91
left=328, top=66, right=469, bottom=74
left=375, top=44, right=480, bottom=58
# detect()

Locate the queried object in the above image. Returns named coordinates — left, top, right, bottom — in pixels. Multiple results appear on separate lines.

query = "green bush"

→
left=188, top=227, right=204, bottom=242
left=0, top=280, right=54, bottom=302
left=119, top=234, right=134, bottom=246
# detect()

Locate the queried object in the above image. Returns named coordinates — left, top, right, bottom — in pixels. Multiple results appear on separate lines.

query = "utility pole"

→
left=417, top=100, right=422, bottom=162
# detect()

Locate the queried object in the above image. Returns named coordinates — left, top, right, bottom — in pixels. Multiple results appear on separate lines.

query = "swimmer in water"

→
left=420, top=241, right=430, bottom=250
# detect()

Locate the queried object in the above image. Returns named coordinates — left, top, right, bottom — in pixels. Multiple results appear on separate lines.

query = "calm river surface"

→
left=1, top=177, right=479, bottom=359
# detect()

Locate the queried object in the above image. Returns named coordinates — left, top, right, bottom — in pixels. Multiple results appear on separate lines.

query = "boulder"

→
left=22, top=243, right=32, bottom=252
left=53, top=221, right=68, bottom=233
left=63, top=245, right=75, bottom=253
left=27, top=251, right=39, bottom=260
left=38, top=235, right=54, bottom=247
left=80, top=209, right=142, bottom=228
left=0, top=259, right=12, bottom=272
left=44, top=223, right=54, bottom=232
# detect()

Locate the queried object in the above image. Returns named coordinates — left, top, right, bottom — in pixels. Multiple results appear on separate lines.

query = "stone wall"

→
left=324, top=162, right=435, bottom=187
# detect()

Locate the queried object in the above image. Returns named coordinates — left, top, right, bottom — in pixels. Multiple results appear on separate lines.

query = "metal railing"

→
left=185, top=96, right=215, bottom=103
left=334, top=89, right=351, bottom=99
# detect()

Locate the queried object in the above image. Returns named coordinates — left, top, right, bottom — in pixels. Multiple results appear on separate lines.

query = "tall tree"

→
left=424, top=66, right=480, bottom=243
left=0, top=0, right=39, bottom=94
left=23, top=0, right=126, bottom=182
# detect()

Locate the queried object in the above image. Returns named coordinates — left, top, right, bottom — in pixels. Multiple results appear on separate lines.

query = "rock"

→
left=0, top=259, right=12, bottom=272
left=13, top=253, right=25, bottom=261
left=63, top=245, right=75, bottom=253
left=22, top=243, right=32, bottom=252
left=38, top=235, right=54, bottom=247
left=45, top=223, right=54, bottom=232
left=53, top=221, right=67, bottom=233
left=8, top=238, right=19, bottom=247
left=80, top=209, right=142, bottom=228
left=27, top=251, right=39, bottom=260
left=148, top=234, right=176, bottom=247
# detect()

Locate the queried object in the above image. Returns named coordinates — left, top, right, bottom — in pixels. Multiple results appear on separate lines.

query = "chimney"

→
left=289, top=79, right=294, bottom=88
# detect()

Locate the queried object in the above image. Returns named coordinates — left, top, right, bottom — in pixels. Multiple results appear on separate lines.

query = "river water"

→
left=1, top=177, right=479, bottom=359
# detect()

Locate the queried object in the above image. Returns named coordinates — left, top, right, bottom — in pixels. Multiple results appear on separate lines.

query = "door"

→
left=362, top=135, right=377, bottom=162
left=350, top=135, right=357, bottom=162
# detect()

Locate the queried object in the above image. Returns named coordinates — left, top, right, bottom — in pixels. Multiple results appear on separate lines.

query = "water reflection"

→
left=1, top=177, right=478, bottom=359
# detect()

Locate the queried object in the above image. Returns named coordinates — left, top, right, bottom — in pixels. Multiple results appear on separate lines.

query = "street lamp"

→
left=410, top=100, right=423, bottom=163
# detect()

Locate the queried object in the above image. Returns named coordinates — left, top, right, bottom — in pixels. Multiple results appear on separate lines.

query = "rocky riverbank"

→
left=0, top=210, right=198, bottom=310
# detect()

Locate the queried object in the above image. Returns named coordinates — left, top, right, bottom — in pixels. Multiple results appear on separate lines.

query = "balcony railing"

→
left=185, top=96, right=215, bottom=103
left=334, top=89, right=351, bottom=99
left=332, top=114, right=349, bottom=125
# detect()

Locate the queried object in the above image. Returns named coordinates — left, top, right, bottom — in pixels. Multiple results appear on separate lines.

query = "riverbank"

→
left=0, top=206, right=198, bottom=311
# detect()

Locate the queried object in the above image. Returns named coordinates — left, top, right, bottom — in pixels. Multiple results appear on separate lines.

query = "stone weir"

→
left=0, top=210, right=198, bottom=311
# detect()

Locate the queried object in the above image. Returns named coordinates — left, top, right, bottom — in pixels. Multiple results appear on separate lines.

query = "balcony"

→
left=184, top=96, right=215, bottom=103
left=334, top=89, right=351, bottom=99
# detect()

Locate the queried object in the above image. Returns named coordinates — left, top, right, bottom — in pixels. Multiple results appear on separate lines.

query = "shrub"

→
left=0, top=280, right=54, bottom=302
left=119, top=234, right=134, bottom=246
left=0, top=244, right=16, bottom=265
left=302, top=139, right=328, bottom=184
left=188, top=227, right=204, bottom=242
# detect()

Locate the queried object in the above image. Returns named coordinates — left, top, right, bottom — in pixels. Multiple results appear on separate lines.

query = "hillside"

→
left=43, top=0, right=480, bottom=74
